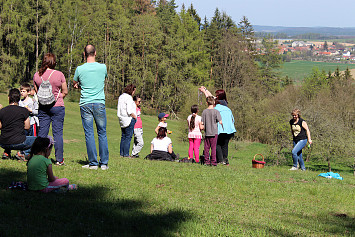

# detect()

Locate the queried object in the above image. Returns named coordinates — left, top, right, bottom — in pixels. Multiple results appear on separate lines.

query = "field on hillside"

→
left=280, top=60, right=355, bottom=83
left=0, top=93, right=354, bottom=236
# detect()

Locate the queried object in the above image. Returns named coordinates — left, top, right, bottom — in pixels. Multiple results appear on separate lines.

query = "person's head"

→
left=84, top=44, right=96, bottom=58
left=291, top=109, right=301, bottom=119
left=191, top=104, right=198, bottom=114
left=206, top=96, right=215, bottom=106
left=133, top=96, right=141, bottom=108
left=39, top=53, right=56, bottom=76
left=157, top=127, right=167, bottom=139
left=124, top=84, right=136, bottom=96
left=30, top=88, right=36, bottom=96
left=8, top=88, right=21, bottom=104
left=158, top=112, right=169, bottom=122
left=20, top=83, right=31, bottom=99
left=29, top=137, right=55, bottom=159
left=215, top=89, right=227, bottom=103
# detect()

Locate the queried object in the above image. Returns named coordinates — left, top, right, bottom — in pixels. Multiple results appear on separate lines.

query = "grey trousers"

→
left=132, top=128, right=144, bottom=156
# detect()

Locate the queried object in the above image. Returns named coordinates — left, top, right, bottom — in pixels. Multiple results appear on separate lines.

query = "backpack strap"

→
left=56, top=89, right=61, bottom=101
left=40, top=70, right=55, bottom=82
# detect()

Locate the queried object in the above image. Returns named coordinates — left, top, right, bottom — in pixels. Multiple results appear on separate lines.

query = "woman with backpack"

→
left=33, top=53, right=68, bottom=166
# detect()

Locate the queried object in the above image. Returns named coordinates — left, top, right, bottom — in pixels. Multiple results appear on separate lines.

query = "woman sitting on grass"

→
left=145, top=127, right=178, bottom=161
left=27, top=137, right=77, bottom=192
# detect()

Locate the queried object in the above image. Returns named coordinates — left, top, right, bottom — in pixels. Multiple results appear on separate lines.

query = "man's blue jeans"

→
left=0, top=136, right=36, bottom=156
left=292, top=139, right=307, bottom=170
left=120, top=118, right=136, bottom=157
left=80, top=103, right=109, bottom=166
left=38, top=106, right=65, bottom=163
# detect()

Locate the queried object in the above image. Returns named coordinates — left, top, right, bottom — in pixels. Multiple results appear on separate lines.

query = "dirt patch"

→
left=332, top=213, right=348, bottom=218
left=63, top=139, right=81, bottom=144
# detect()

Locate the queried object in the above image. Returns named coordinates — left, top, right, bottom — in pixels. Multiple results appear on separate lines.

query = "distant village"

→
left=256, top=39, right=355, bottom=62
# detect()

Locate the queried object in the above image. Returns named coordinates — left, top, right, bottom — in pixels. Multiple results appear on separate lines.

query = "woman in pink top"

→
left=33, top=53, right=68, bottom=165
left=187, top=105, right=204, bottom=162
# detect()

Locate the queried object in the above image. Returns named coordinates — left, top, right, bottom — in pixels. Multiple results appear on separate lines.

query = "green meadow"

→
left=279, top=60, right=355, bottom=83
left=0, top=93, right=354, bottom=236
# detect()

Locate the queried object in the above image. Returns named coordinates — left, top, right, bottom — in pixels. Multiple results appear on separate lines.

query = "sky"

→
left=173, top=0, right=355, bottom=28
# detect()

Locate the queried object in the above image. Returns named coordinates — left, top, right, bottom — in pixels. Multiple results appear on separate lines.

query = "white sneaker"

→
left=289, top=167, right=298, bottom=171
left=101, top=165, right=109, bottom=170
left=82, top=164, right=98, bottom=170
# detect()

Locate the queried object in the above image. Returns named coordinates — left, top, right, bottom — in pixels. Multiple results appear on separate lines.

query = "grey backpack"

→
left=37, top=70, right=60, bottom=105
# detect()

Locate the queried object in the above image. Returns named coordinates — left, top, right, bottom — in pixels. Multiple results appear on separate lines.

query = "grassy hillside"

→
left=279, top=60, right=355, bottom=83
left=0, top=93, right=354, bottom=236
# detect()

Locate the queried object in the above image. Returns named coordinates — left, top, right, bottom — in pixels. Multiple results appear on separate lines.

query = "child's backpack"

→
left=37, top=70, right=58, bottom=106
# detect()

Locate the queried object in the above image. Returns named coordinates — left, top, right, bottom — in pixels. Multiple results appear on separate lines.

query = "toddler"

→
left=155, top=112, right=171, bottom=134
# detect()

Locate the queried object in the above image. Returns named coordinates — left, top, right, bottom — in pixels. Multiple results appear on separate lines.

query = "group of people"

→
left=0, top=44, right=313, bottom=192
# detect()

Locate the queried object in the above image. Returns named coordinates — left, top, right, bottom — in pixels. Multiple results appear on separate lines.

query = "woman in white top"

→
left=117, top=84, right=137, bottom=157
left=146, top=127, right=178, bottom=161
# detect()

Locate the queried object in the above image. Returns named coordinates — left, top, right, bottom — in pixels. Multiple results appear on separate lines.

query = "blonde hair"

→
left=291, top=109, right=301, bottom=118
left=206, top=96, right=215, bottom=106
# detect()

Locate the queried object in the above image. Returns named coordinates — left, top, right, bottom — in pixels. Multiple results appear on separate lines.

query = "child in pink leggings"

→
left=187, top=105, right=204, bottom=162
left=27, top=137, right=77, bottom=193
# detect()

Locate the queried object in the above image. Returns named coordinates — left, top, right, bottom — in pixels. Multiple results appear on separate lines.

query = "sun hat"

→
left=158, top=113, right=169, bottom=120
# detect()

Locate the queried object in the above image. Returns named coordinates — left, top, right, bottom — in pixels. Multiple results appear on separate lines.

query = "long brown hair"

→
left=157, top=127, right=167, bottom=139
left=39, top=53, right=56, bottom=76
left=189, top=105, right=198, bottom=131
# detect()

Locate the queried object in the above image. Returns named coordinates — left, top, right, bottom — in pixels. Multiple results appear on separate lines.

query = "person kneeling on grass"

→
left=27, top=137, right=77, bottom=193
left=145, top=127, right=179, bottom=161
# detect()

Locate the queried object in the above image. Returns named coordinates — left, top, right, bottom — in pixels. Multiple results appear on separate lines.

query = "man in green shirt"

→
left=73, top=45, right=109, bottom=170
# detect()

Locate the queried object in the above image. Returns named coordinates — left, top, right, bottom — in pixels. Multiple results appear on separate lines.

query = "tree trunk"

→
left=151, top=57, right=159, bottom=104
left=36, top=0, right=39, bottom=71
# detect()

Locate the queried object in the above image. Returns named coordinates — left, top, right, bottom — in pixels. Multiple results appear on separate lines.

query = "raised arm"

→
left=199, top=86, right=213, bottom=98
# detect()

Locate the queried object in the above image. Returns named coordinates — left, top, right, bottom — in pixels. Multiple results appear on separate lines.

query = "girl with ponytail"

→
left=187, top=105, right=204, bottom=162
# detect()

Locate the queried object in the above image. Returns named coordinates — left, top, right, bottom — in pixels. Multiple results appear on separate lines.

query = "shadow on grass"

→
left=0, top=168, right=192, bottom=237
left=307, top=164, right=353, bottom=173
left=247, top=211, right=354, bottom=236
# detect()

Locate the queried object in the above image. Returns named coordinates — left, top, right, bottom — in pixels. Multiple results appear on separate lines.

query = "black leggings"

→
left=216, top=133, right=234, bottom=164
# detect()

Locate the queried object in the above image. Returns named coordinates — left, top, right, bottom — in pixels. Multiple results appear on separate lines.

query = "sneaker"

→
left=131, top=154, right=139, bottom=158
left=68, top=184, right=78, bottom=190
left=53, top=186, right=68, bottom=193
left=82, top=164, right=98, bottom=170
left=2, top=152, right=11, bottom=159
left=55, top=161, right=65, bottom=166
left=15, top=152, right=28, bottom=161
left=101, top=165, right=109, bottom=170
left=289, top=167, right=298, bottom=171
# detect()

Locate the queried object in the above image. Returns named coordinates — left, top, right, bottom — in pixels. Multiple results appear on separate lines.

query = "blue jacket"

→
left=215, top=104, right=236, bottom=135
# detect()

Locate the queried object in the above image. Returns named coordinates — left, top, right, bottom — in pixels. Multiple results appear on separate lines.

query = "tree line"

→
left=0, top=0, right=284, bottom=109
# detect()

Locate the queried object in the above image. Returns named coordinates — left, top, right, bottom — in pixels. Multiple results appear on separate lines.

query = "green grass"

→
left=0, top=93, right=354, bottom=236
left=279, top=60, right=355, bottom=83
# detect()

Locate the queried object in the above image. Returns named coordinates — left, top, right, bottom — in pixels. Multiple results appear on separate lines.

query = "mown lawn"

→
left=279, top=60, right=355, bottom=83
left=0, top=93, right=354, bottom=236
